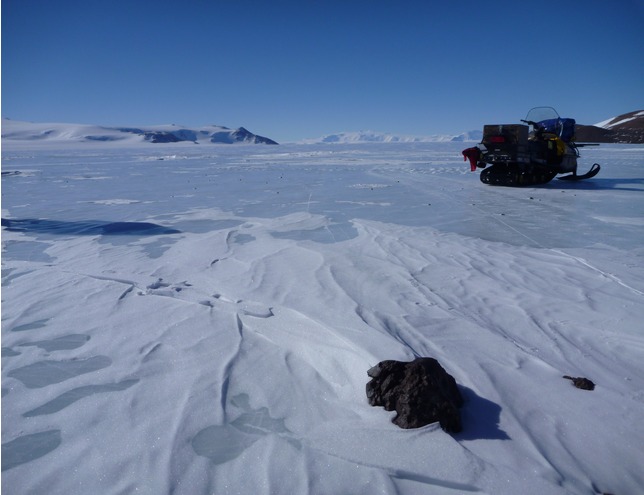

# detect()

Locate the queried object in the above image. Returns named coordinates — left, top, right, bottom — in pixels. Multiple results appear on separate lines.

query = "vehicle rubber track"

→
left=480, top=164, right=557, bottom=187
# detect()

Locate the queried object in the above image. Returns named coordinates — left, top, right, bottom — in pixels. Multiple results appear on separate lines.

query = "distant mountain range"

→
left=3, top=111, right=642, bottom=146
left=1, top=119, right=278, bottom=145
left=300, top=129, right=483, bottom=144
left=307, top=111, right=644, bottom=145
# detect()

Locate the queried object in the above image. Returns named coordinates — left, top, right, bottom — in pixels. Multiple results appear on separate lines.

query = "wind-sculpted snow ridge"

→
left=2, top=143, right=643, bottom=494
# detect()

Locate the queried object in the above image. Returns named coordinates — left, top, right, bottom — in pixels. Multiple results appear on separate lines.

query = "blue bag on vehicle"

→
left=537, top=118, right=576, bottom=142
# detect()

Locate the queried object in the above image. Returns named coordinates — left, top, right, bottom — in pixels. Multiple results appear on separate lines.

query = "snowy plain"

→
left=1, top=138, right=643, bottom=495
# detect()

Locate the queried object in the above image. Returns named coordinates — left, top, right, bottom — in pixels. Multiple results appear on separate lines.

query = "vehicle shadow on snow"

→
left=1, top=218, right=181, bottom=236
left=546, top=177, right=644, bottom=191
left=455, top=386, right=510, bottom=441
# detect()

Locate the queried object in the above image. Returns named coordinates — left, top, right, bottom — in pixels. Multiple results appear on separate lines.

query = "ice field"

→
left=2, top=141, right=643, bottom=494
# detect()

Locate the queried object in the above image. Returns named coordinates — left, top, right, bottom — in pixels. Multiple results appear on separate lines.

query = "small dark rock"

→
left=366, top=357, right=463, bottom=433
left=563, top=375, right=595, bottom=391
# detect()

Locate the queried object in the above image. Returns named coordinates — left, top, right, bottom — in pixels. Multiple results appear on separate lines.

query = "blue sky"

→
left=2, top=0, right=643, bottom=142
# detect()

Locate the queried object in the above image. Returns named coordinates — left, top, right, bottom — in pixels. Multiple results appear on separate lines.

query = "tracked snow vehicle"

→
left=463, top=107, right=600, bottom=186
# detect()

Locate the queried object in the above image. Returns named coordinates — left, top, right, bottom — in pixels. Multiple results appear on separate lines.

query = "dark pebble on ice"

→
left=563, top=375, right=595, bottom=391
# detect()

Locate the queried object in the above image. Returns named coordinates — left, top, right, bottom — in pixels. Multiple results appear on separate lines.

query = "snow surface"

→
left=2, top=139, right=644, bottom=495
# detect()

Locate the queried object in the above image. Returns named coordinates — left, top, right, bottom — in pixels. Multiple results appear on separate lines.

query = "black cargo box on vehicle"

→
left=482, top=124, right=529, bottom=145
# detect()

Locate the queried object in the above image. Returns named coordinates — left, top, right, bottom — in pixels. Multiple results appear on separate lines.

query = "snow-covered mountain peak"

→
left=1, top=119, right=278, bottom=145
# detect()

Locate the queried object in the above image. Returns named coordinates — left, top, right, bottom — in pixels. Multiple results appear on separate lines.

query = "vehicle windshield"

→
left=525, top=106, right=560, bottom=123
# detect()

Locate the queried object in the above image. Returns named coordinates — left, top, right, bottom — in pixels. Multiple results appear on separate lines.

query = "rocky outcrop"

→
left=230, top=127, right=278, bottom=144
left=576, top=110, right=644, bottom=143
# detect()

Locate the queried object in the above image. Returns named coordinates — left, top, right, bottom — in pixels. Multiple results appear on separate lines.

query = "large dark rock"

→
left=366, top=357, right=463, bottom=433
